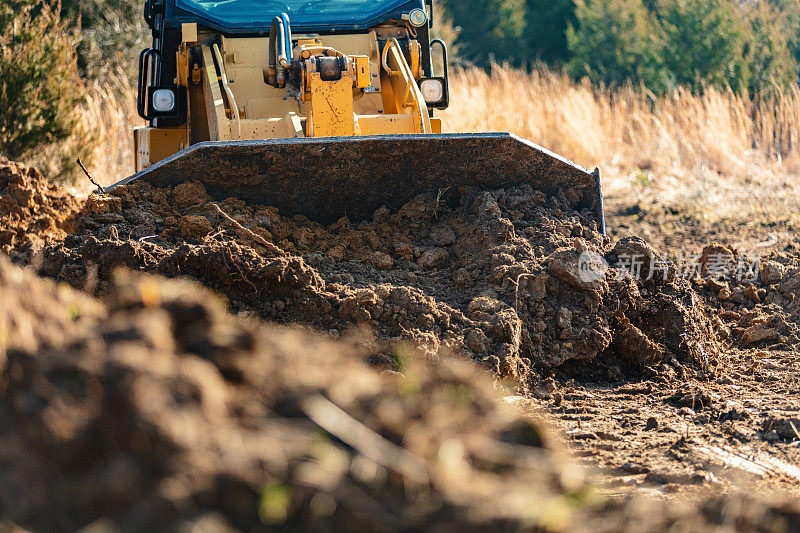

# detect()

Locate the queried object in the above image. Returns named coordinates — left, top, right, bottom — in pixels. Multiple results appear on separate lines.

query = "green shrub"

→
left=566, top=0, right=665, bottom=89
left=742, top=1, right=798, bottom=94
left=60, top=0, right=148, bottom=78
left=441, top=0, right=529, bottom=67
left=0, top=2, right=86, bottom=166
left=443, top=0, right=800, bottom=93
left=657, top=0, right=749, bottom=91
left=524, top=0, right=575, bottom=65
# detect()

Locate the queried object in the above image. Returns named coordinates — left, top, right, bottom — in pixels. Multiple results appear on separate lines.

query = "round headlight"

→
left=420, top=79, right=444, bottom=104
left=408, top=8, right=428, bottom=27
left=152, top=89, right=176, bottom=112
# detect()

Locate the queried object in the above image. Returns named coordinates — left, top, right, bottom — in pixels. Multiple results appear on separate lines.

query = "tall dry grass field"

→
left=442, top=67, right=800, bottom=218
left=23, top=68, right=141, bottom=192
left=78, top=70, right=142, bottom=185
left=75, top=65, right=799, bottom=217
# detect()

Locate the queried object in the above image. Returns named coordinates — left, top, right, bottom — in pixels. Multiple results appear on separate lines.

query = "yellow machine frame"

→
left=135, top=23, right=442, bottom=171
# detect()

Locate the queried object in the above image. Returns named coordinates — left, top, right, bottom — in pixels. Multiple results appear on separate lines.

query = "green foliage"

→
left=657, top=0, right=749, bottom=91
left=442, top=0, right=800, bottom=93
left=441, top=0, right=529, bottom=67
left=60, top=0, right=148, bottom=78
left=524, top=0, right=575, bottom=65
left=0, top=2, right=84, bottom=162
left=566, top=0, right=664, bottom=89
left=769, top=0, right=800, bottom=68
left=0, top=0, right=35, bottom=27
left=743, top=1, right=799, bottom=93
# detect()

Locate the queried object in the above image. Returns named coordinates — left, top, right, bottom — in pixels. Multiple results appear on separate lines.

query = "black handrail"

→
left=137, top=48, right=161, bottom=120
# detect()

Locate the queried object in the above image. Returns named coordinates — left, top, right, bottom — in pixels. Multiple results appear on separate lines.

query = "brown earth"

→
left=3, top=159, right=800, bottom=529
left=3, top=254, right=800, bottom=532
left=0, top=158, right=83, bottom=256
left=538, top=193, right=800, bottom=503
left=37, top=179, right=720, bottom=385
left=0, top=254, right=579, bottom=530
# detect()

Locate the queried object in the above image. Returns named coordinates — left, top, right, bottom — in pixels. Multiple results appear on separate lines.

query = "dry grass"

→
left=441, top=66, right=800, bottom=218
left=23, top=68, right=140, bottom=193
left=71, top=65, right=799, bottom=219
left=77, top=69, right=141, bottom=186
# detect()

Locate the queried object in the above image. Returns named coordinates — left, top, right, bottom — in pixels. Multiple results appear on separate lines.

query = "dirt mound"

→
left=691, top=244, right=800, bottom=349
left=3, top=255, right=799, bottom=532
left=38, top=180, right=721, bottom=380
left=0, top=254, right=586, bottom=531
left=0, top=159, right=82, bottom=255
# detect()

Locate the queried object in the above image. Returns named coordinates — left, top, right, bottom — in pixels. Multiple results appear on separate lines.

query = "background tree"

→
left=440, top=0, right=529, bottom=67
left=59, top=0, right=147, bottom=78
left=742, top=1, right=798, bottom=93
left=764, top=0, right=800, bottom=80
left=566, top=0, right=665, bottom=89
left=524, top=0, right=575, bottom=65
left=0, top=2, right=84, bottom=163
left=657, top=0, right=749, bottom=91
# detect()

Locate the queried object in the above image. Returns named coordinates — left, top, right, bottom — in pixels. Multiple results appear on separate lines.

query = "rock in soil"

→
left=34, top=179, right=722, bottom=382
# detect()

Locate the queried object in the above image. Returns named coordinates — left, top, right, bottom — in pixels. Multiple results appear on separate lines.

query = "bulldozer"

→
left=117, top=0, right=605, bottom=231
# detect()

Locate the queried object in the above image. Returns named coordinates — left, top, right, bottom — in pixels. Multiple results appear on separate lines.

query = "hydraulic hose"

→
left=280, top=12, right=292, bottom=63
left=267, top=13, right=293, bottom=88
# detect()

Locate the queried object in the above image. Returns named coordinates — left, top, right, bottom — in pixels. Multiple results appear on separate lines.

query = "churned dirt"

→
left=3, top=158, right=800, bottom=529
left=0, top=255, right=581, bottom=530
left=38, top=179, right=720, bottom=384
left=0, top=158, right=83, bottom=256
left=2, top=254, right=800, bottom=532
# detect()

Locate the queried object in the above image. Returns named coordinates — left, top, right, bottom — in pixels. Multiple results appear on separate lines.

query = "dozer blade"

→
left=113, top=133, right=605, bottom=232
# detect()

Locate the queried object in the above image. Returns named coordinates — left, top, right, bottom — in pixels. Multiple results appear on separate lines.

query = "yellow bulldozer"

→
left=118, top=0, right=605, bottom=230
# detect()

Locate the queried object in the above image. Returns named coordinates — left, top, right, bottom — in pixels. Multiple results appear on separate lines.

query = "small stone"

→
left=179, top=215, right=213, bottom=240
left=645, top=417, right=659, bottom=430
left=371, top=252, right=394, bottom=270
left=430, top=224, right=457, bottom=246
left=417, top=248, right=449, bottom=269
left=548, top=248, right=605, bottom=290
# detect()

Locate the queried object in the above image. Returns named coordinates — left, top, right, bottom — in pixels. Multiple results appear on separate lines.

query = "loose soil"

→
left=2, top=158, right=800, bottom=529
left=0, top=158, right=82, bottom=256
left=2, top=254, right=799, bottom=532
left=38, top=179, right=720, bottom=384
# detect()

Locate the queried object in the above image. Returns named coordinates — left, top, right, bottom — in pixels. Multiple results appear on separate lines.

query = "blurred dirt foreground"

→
left=2, top=149, right=800, bottom=530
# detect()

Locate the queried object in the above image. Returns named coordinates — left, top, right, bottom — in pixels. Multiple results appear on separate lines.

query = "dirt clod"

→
left=0, top=159, right=82, bottom=254
left=34, top=180, right=722, bottom=381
